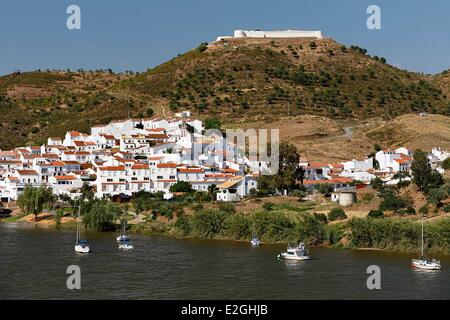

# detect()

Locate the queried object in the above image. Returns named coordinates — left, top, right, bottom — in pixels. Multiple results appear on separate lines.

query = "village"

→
left=0, top=110, right=449, bottom=207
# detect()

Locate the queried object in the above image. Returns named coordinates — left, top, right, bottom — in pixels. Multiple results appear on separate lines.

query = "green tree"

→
left=146, top=107, right=155, bottom=117
left=17, top=185, right=55, bottom=222
left=204, top=118, right=221, bottom=130
left=316, top=183, right=332, bottom=195
left=83, top=200, right=120, bottom=231
left=368, top=209, right=384, bottom=219
left=370, top=177, right=384, bottom=190
left=80, top=182, right=95, bottom=201
left=442, top=158, right=450, bottom=170
left=207, top=185, right=218, bottom=202
left=169, top=181, right=193, bottom=193
left=328, top=208, right=347, bottom=221
left=412, top=149, right=444, bottom=194
left=197, top=42, right=208, bottom=52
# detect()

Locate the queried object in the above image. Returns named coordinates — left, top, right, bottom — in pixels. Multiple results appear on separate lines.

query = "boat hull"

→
left=117, top=235, right=130, bottom=242
left=75, top=245, right=90, bottom=254
left=280, top=253, right=310, bottom=261
left=411, top=259, right=441, bottom=270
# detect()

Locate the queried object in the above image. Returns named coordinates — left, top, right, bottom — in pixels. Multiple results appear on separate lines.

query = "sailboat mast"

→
left=421, top=213, right=424, bottom=258
left=76, top=206, right=80, bottom=244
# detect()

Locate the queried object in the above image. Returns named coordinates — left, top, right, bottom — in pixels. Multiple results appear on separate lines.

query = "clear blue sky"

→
left=0, top=0, right=449, bottom=76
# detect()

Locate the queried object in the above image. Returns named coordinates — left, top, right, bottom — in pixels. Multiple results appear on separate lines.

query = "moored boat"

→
left=250, top=234, right=261, bottom=247
left=278, top=242, right=310, bottom=261
left=411, top=213, right=441, bottom=270
left=74, top=206, right=90, bottom=254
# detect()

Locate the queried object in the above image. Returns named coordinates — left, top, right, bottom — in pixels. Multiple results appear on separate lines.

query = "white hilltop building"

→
left=216, top=29, right=323, bottom=41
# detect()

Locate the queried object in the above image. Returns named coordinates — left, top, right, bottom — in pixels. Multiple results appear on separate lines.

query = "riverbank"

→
left=3, top=208, right=450, bottom=256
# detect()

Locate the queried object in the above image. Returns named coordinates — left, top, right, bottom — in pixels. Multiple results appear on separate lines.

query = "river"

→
left=1, top=223, right=449, bottom=300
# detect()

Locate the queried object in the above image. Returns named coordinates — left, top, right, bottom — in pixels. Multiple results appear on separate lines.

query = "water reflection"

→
left=1, top=223, right=450, bottom=300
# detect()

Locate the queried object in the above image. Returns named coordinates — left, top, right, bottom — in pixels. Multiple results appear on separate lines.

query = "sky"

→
left=0, top=0, right=449, bottom=76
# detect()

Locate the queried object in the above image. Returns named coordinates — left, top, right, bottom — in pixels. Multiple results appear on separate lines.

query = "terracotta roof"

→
left=131, top=164, right=149, bottom=170
left=394, top=158, right=410, bottom=164
left=98, top=166, right=126, bottom=171
left=51, top=161, right=66, bottom=166
left=157, top=163, right=177, bottom=168
left=17, top=170, right=39, bottom=176
left=178, top=168, right=204, bottom=173
left=54, top=175, right=76, bottom=181
left=307, top=162, right=330, bottom=169
left=42, top=153, right=59, bottom=159
left=303, top=177, right=353, bottom=185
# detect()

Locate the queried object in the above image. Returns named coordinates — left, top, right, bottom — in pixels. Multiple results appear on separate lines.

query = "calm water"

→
left=1, top=223, right=449, bottom=300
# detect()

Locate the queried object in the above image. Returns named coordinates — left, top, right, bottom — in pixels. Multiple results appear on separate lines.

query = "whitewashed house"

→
left=216, top=175, right=258, bottom=202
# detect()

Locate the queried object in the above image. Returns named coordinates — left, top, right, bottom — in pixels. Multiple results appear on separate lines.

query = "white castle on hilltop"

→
left=216, top=29, right=323, bottom=41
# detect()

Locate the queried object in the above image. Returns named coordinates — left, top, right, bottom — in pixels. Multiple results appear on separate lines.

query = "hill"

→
left=1, top=36, right=450, bottom=151
left=116, top=37, right=449, bottom=122
left=0, top=71, right=138, bottom=149
left=232, top=113, right=450, bottom=162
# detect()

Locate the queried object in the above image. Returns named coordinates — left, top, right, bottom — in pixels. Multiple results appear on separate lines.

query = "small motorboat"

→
left=411, top=258, right=441, bottom=270
left=250, top=234, right=261, bottom=247
left=118, top=239, right=134, bottom=250
left=278, top=242, right=310, bottom=261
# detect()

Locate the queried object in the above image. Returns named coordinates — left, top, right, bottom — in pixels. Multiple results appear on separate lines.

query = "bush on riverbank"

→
left=174, top=205, right=340, bottom=245
left=347, top=217, right=450, bottom=254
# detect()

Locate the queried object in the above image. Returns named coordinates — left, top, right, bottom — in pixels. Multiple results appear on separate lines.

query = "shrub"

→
left=328, top=208, right=347, bottom=221
left=379, top=188, right=411, bottom=212
left=197, top=42, right=208, bottom=52
left=419, top=206, right=429, bottom=216
left=443, top=204, right=450, bottom=213
left=262, top=202, right=275, bottom=211
left=442, top=158, right=450, bottom=170
left=368, top=209, right=384, bottom=219
left=146, top=107, right=154, bottom=117
left=169, top=181, right=193, bottom=193
left=370, top=177, right=384, bottom=190
left=314, top=212, right=328, bottom=224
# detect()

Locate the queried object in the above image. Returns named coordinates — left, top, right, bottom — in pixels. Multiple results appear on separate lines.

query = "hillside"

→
left=0, top=71, right=137, bottom=149
left=1, top=36, right=450, bottom=151
left=232, top=113, right=450, bottom=162
left=116, top=37, right=449, bottom=122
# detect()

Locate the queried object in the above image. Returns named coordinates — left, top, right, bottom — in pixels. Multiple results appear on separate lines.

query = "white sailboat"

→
left=250, top=234, right=261, bottom=247
left=74, top=206, right=90, bottom=254
left=117, top=214, right=134, bottom=250
left=411, top=214, right=441, bottom=270
left=116, top=217, right=130, bottom=242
